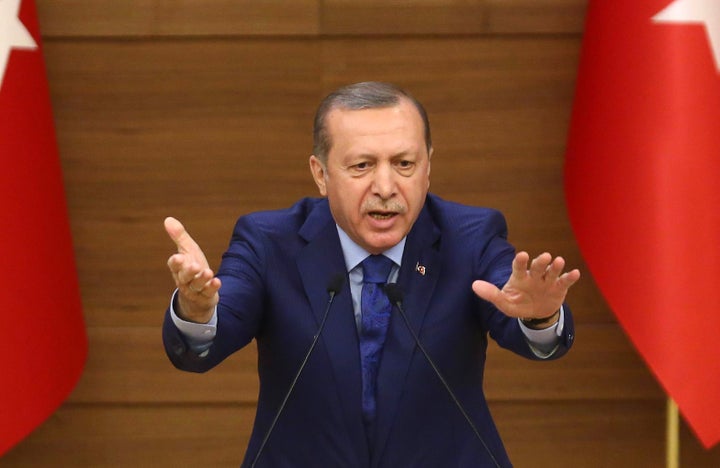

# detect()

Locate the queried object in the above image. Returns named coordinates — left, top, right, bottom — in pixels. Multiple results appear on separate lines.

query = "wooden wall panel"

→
left=493, top=401, right=720, bottom=468
left=2, top=406, right=252, bottom=466
left=44, top=39, right=322, bottom=328
left=69, top=327, right=260, bottom=404
left=321, top=0, right=490, bottom=35
left=36, top=0, right=320, bottom=37
left=36, top=0, right=586, bottom=37
left=4, top=402, right=720, bottom=467
left=485, top=0, right=587, bottom=33
left=322, top=0, right=586, bottom=36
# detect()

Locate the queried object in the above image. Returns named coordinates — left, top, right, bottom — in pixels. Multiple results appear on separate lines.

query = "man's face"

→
left=309, top=99, right=432, bottom=254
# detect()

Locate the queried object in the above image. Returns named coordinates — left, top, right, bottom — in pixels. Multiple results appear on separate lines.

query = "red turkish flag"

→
left=0, top=0, right=87, bottom=455
left=565, top=0, right=720, bottom=448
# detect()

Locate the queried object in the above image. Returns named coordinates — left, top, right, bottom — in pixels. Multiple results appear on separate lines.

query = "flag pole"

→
left=666, top=397, right=679, bottom=468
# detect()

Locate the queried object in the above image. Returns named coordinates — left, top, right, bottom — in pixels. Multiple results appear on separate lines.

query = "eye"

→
left=395, top=159, right=416, bottom=172
left=347, top=161, right=373, bottom=175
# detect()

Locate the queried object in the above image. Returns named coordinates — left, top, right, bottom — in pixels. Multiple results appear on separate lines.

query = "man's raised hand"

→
left=164, top=217, right=221, bottom=323
left=471, top=252, right=580, bottom=321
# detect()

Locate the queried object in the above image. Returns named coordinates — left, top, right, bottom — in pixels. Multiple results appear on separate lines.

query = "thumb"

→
left=472, top=280, right=503, bottom=307
left=164, top=216, right=198, bottom=255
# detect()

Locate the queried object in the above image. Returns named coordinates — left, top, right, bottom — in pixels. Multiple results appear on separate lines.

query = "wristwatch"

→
left=521, top=309, right=560, bottom=328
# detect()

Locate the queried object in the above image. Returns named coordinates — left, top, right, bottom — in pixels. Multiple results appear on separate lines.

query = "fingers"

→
left=164, top=217, right=220, bottom=323
left=518, top=252, right=575, bottom=283
left=165, top=215, right=212, bottom=268
left=164, top=216, right=199, bottom=255
left=558, top=268, right=581, bottom=288
left=543, top=256, right=581, bottom=288
left=167, top=253, right=219, bottom=294
left=176, top=259, right=211, bottom=289
left=528, top=252, right=552, bottom=279
left=184, top=267, right=219, bottom=297
left=188, top=276, right=222, bottom=298
left=476, top=251, right=580, bottom=319
left=175, top=275, right=221, bottom=323
left=165, top=217, right=218, bottom=296
left=542, top=256, right=565, bottom=282
left=508, top=251, right=580, bottom=303
left=512, top=251, right=529, bottom=268
left=510, top=251, right=530, bottom=280
left=167, top=251, right=221, bottom=323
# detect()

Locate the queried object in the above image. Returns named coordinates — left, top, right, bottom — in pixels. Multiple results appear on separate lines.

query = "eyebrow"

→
left=345, top=150, right=419, bottom=161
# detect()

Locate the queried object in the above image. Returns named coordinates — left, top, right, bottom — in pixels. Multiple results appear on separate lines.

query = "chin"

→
left=365, top=235, right=403, bottom=253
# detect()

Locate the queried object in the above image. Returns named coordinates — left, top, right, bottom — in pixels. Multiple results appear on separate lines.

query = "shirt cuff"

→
left=518, top=306, right=565, bottom=358
left=169, top=289, right=217, bottom=354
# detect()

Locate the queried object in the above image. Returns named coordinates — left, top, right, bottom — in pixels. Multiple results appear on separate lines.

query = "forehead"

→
left=325, top=100, right=425, bottom=154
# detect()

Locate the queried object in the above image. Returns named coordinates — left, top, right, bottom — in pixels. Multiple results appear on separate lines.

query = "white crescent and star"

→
left=0, top=0, right=38, bottom=90
left=653, top=0, right=720, bottom=72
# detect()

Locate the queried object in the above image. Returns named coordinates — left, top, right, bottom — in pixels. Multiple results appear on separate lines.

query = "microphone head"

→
left=383, top=283, right=404, bottom=304
left=326, top=273, right=346, bottom=295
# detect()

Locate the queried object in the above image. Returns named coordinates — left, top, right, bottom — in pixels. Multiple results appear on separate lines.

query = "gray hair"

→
left=312, top=82, right=432, bottom=164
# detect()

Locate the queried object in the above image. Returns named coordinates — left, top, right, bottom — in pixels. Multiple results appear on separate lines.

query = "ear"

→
left=426, top=147, right=433, bottom=188
left=309, top=155, right=328, bottom=196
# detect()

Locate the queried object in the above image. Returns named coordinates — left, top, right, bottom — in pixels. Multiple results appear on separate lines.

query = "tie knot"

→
left=362, top=255, right=394, bottom=284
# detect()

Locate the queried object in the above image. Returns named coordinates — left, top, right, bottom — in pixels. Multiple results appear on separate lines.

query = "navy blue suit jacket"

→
left=163, top=194, right=575, bottom=467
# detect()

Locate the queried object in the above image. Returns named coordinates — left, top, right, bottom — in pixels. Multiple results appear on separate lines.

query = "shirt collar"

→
left=336, top=225, right=405, bottom=272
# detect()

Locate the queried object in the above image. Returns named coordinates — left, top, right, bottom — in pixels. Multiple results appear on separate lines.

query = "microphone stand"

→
left=383, top=283, right=503, bottom=468
left=250, top=274, right=346, bottom=468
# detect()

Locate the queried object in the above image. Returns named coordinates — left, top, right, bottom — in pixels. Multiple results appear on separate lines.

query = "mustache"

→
left=362, top=199, right=407, bottom=214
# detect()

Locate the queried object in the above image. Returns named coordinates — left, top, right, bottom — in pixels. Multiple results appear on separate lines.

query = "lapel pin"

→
left=415, top=262, right=426, bottom=276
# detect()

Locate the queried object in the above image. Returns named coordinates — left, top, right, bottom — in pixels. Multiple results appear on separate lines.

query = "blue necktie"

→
left=359, top=254, right=394, bottom=427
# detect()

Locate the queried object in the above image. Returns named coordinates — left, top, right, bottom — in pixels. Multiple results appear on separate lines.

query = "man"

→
left=163, top=81, right=580, bottom=467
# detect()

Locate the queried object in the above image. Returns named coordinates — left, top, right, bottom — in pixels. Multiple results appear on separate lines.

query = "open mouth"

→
left=369, top=211, right=397, bottom=220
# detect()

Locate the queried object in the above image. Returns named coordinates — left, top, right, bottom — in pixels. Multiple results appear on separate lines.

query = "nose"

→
left=371, top=163, right=397, bottom=200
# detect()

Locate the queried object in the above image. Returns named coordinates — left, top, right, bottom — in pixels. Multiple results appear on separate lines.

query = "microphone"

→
left=383, top=283, right=502, bottom=468
left=250, top=273, right=346, bottom=468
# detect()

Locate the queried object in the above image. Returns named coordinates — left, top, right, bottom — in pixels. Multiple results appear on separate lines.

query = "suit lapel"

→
left=373, top=206, right=441, bottom=462
left=296, top=202, right=368, bottom=461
